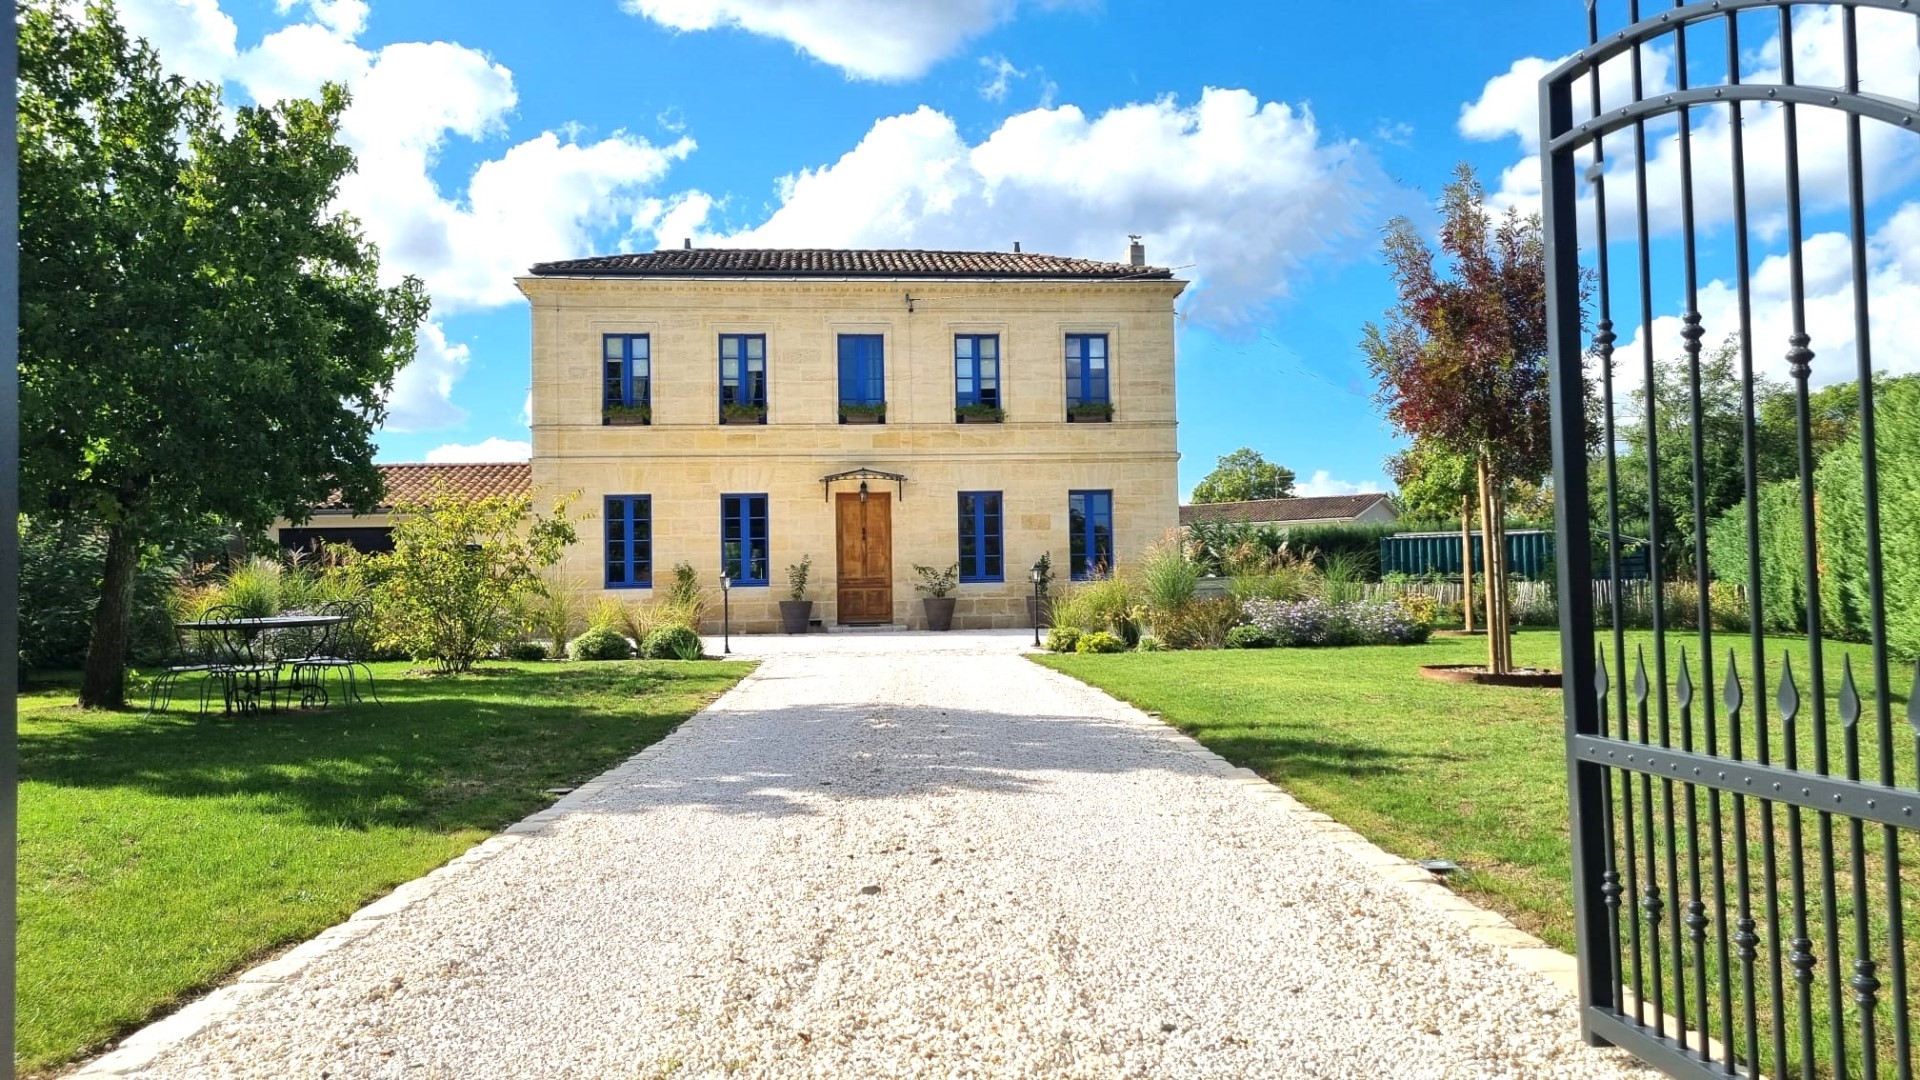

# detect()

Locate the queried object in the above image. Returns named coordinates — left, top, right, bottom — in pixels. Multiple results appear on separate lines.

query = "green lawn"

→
left=1035, top=631, right=1916, bottom=1075
left=18, top=659, right=753, bottom=1076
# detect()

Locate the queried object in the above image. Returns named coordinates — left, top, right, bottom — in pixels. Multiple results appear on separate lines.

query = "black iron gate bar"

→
left=1542, top=1, right=1920, bottom=1078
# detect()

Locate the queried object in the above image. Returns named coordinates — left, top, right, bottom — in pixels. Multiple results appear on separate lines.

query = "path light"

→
left=1417, top=858, right=1461, bottom=876
left=720, top=574, right=732, bottom=655
left=1030, top=564, right=1043, bottom=648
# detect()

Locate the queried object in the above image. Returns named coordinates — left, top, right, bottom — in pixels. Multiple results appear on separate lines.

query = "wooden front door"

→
left=835, top=492, right=892, bottom=624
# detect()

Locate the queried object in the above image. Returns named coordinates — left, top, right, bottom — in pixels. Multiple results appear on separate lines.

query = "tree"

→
left=1190, top=448, right=1297, bottom=503
left=1362, top=164, right=1567, bottom=674
left=359, top=491, right=577, bottom=674
left=19, top=3, right=428, bottom=706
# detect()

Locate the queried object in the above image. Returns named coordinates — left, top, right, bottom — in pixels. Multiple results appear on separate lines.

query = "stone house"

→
left=284, top=243, right=1186, bottom=633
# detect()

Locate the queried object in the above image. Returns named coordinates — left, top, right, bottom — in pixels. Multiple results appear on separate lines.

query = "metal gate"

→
left=1542, top=2, right=1920, bottom=1076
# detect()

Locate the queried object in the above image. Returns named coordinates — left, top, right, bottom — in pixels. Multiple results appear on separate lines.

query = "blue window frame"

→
left=837, top=334, right=885, bottom=407
left=720, top=494, right=769, bottom=586
left=957, top=492, right=1004, bottom=583
left=955, top=334, right=1000, bottom=409
left=1065, top=334, right=1109, bottom=408
left=604, top=334, right=650, bottom=410
left=1068, top=490, right=1114, bottom=580
left=604, top=495, right=652, bottom=588
left=719, top=334, right=767, bottom=419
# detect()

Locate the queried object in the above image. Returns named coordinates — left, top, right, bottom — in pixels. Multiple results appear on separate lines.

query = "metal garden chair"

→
left=286, top=598, right=380, bottom=706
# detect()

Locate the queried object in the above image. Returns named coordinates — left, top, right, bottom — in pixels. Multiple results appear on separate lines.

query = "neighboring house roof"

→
left=1179, top=493, right=1397, bottom=527
left=527, top=247, right=1173, bottom=280
left=317, top=462, right=532, bottom=512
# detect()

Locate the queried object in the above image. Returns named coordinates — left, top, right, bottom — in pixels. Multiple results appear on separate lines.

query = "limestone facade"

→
left=519, top=267, right=1185, bottom=632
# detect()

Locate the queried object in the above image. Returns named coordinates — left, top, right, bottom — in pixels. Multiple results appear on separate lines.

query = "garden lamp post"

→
left=720, top=574, right=732, bottom=654
left=1030, top=564, right=1043, bottom=647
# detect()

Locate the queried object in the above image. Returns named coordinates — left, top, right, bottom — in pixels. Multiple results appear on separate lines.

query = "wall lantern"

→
left=858, top=480, right=869, bottom=504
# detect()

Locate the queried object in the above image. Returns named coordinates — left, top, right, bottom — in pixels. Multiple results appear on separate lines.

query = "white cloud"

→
left=1295, top=470, right=1387, bottom=498
left=424, top=437, right=532, bottom=462
left=383, top=322, right=469, bottom=432
left=115, top=0, right=240, bottom=84
left=621, top=0, right=1015, bottom=81
left=978, top=54, right=1022, bottom=102
left=679, top=89, right=1392, bottom=326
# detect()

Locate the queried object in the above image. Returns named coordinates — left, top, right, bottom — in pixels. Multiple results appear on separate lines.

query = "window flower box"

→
left=839, top=402, right=886, bottom=424
left=955, top=404, right=1005, bottom=424
left=603, top=403, right=651, bottom=426
left=720, top=403, right=767, bottom=425
left=1067, top=402, right=1114, bottom=423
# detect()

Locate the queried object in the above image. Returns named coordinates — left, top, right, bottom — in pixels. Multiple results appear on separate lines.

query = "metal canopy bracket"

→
left=820, top=467, right=907, bottom=503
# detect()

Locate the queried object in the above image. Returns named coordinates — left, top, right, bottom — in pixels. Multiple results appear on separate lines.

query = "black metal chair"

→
left=287, top=599, right=379, bottom=706
left=145, top=618, right=222, bottom=716
left=203, top=603, right=279, bottom=714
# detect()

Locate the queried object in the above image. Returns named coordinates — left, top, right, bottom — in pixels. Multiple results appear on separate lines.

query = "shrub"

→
left=1138, top=531, right=1200, bottom=618
left=531, top=570, right=582, bottom=651
left=1230, top=570, right=1311, bottom=604
left=787, top=554, right=812, bottom=602
left=912, top=563, right=959, bottom=597
left=222, top=556, right=284, bottom=618
left=1135, top=635, right=1165, bottom=652
left=568, top=627, right=632, bottom=661
left=664, top=563, right=710, bottom=627
left=1158, top=596, right=1242, bottom=650
left=1045, top=627, right=1082, bottom=653
left=641, top=625, right=704, bottom=660
left=1242, top=597, right=1428, bottom=647
left=1075, top=630, right=1125, bottom=654
left=1394, top=591, right=1441, bottom=628
left=502, top=640, right=549, bottom=661
left=1225, top=624, right=1274, bottom=649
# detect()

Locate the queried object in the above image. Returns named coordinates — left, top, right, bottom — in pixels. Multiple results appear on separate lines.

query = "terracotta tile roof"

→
left=528, top=247, right=1173, bottom=280
left=1179, top=493, right=1396, bottom=527
left=319, top=463, right=531, bottom=511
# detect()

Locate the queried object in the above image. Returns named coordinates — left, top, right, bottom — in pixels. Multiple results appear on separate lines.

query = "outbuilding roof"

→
left=528, top=247, right=1173, bottom=280
left=1179, top=493, right=1397, bottom=527
left=318, top=462, right=532, bottom=512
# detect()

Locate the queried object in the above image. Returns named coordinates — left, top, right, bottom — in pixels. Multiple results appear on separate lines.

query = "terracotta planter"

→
left=778, top=600, right=813, bottom=635
left=1418, top=664, right=1561, bottom=689
left=1066, top=411, right=1112, bottom=423
left=720, top=411, right=766, bottom=425
left=956, top=412, right=1003, bottom=424
left=840, top=411, right=884, bottom=424
left=603, top=413, right=649, bottom=426
left=922, top=596, right=957, bottom=632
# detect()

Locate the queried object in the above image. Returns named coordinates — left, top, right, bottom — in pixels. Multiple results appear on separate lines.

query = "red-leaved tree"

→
left=1362, top=164, right=1565, bottom=674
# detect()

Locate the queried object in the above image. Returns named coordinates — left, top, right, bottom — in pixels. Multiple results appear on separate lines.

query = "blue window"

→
left=604, top=334, right=650, bottom=411
left=604, top=495, right=652, bottom=588
left=955, top=335, right=1000, bottom=410
left=1065, top=334, right=1109, bottom=408
left=720, top=494, right=769, bottom=586
left=719, top=334, right=767, bottom=419
left=958, top=492, right=1004, bottom=583
left=838, top=334, right=885, bottom=408
left=1068, top=490, right=1114, bottom=580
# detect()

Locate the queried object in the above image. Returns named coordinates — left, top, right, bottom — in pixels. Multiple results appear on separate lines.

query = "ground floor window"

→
left=721, top=493, right=770, bottom=585
left=957, top=491, right=1003, bottom=583
left=605, top=495, right=652, bottom=588
left=1068, top=490, right=1114, bottom=580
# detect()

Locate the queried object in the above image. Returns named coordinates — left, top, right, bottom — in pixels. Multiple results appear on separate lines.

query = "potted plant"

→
left=780, top=554, right=813, bottom=634
left=913, top=563, right=959, bottom=631
left=1067, top=402, right=1114, bottom=423
left=1027, top=552, right=1053, bottom=627
left=839, top=402, right=886, bottom=425
left=603, top=402, right=651, bottom=426
left=955, top=403, right=1005, bottom=424
left=721, top=402, right=767, bottom=425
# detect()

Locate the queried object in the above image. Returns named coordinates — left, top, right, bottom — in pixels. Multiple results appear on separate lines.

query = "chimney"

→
left=1126, top=234, right=1145, bottom=267
left=1013, top=241, right=1021, bottom=253
left=683, top=237, right=692, bottom=250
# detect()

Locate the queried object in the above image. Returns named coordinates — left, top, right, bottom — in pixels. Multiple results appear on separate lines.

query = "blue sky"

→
left=115, top=0, right=1920, bottom=499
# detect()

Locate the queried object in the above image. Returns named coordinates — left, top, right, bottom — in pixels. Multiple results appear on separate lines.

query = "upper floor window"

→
left=1068, top=490, right=1114, bottom=580
left=955, top=335, right=1002, bottom=421
left=604, top=495, right=652, bottom=588
left=837, top=334, right=885, bottom=423
left=719, top=334, right=767, bottom=423
left=721, top=493, right=770, bottom=586
left=604, top=334, right=650, bottom=424
left=958, top=491, right=1004, bottom=583
left=1065, top=333, right=1111, bottom=421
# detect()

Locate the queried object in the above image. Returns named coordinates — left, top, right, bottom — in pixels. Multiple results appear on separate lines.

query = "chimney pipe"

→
left=683, top=237, right=692, bottom=250
left=1013, top=241, right=1021, bottom=253
left=1126, top=234, right=1145, bottom=267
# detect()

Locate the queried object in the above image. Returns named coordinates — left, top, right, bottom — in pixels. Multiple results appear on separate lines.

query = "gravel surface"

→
left=130, top=631, right=1648, bottom=1079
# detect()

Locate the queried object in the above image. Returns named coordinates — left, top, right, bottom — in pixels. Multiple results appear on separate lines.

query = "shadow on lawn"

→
left=19, top=664, right=737, bottom=833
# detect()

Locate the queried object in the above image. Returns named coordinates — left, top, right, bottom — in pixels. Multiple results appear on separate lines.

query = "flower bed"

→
left=1241, top=597, right=1429, bottom=647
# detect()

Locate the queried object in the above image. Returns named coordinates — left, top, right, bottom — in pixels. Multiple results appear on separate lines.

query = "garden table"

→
left=176, top=613, right=348, bottom=713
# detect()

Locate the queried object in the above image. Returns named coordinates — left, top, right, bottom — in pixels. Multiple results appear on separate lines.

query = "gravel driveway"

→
left=120, top=631, right=1646, bottom=1079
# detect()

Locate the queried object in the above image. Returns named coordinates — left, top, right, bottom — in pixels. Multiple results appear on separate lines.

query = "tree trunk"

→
left=1459, top=493, right=1474, bottom=633
left=1489, top=480, right=1511, bottom=673
left=1476, top=455, right=1511, bottom=675
left=79, top=521, right=139, bottom=709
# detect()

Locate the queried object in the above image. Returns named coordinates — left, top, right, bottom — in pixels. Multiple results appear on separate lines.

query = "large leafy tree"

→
left=20, top=2, right=428, bottom=706
left=1190, top=448, right=1297, bottom=503
left=1362, top=164, right=1565, bottom=674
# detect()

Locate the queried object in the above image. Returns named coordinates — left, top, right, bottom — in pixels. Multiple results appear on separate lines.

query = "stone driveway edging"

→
left=65, top=674, right=761, bottom=1079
